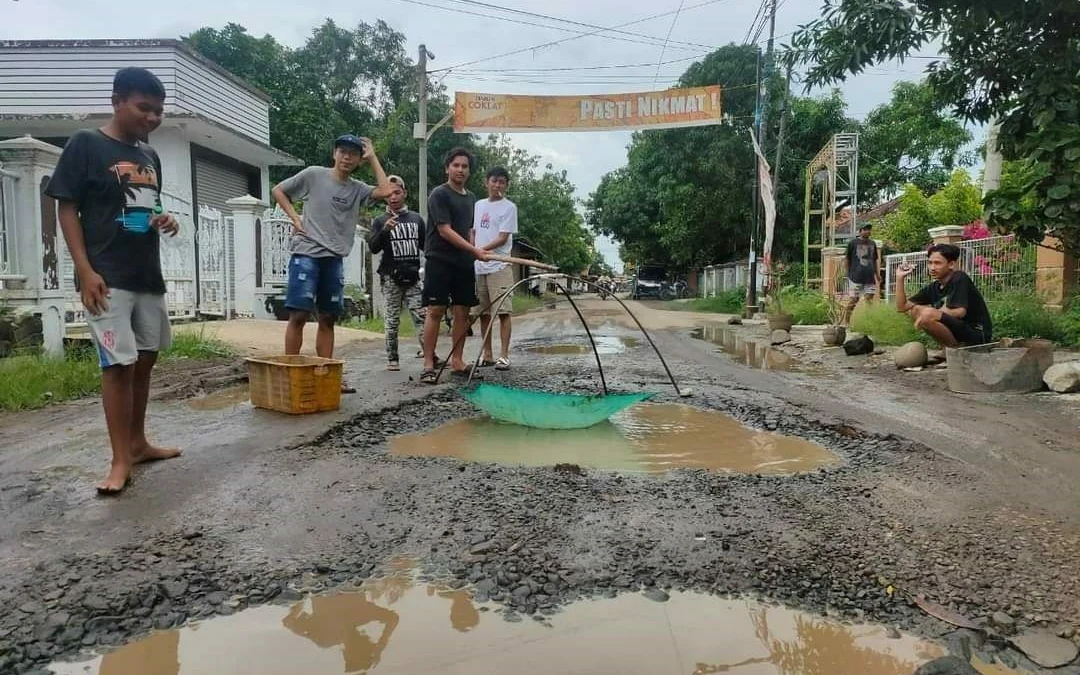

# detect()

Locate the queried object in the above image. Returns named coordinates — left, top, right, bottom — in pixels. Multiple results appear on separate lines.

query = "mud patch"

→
left=152, top=359, right=247, bottom=401
left=693, top=325, right=807, bottom=372
left=390, top=403, right=838, bottom=474
left=186, top=384, right=251, bottom=411
left=518, top=335, right=638, bottom=356
left=51, top=570, right=943, bottom=675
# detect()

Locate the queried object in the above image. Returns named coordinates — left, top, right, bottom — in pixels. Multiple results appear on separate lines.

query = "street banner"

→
left=750, top=129, right=776, bottom=283
left=453, top=85, right=722, bottom=133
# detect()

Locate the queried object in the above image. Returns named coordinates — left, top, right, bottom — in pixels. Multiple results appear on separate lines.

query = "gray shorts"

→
left=87, top=289, right=172, bottom=368
left=846, top=280, right=878, bottom=297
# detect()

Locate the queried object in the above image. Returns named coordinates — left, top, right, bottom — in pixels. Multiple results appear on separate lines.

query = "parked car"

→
left=631, top=265, right=671, bottom=300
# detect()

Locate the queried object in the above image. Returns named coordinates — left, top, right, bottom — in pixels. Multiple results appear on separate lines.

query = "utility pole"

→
left=746, top=0, right=777, bottom=316
left=983, top=119, right=1003, bottom=199
left=416, top=44, right=434, bottom=221
left=772, top=62, right=794, bottom=195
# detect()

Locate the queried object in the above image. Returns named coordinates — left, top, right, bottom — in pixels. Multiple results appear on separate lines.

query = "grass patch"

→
left=850, top=302, right=924, bottom=346
left=163, top=327, right=236, bottom=360
left=0, top=347, right=100, bottom=411
left=674, top=287, right=745, bottom=314
left=989, top=291, right=1071, bottom=345
left=778, top=287, right=831, bottom=325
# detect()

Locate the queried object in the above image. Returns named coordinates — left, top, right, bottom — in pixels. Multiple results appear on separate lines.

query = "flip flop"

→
left=341, top=384, right=358, bottom=394
left=495, top=357, right=511, bottom=371
left=420, top=370, right=438, bottom=385
left=387, top=361, right=400, bottom=371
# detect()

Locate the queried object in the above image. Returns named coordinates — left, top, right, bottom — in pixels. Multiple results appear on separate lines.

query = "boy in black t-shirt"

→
left=419, top=148, right=489, bottom=384
left=895, top=243, right=993, bottom=347
left=46, top=67, right=182, bottom=495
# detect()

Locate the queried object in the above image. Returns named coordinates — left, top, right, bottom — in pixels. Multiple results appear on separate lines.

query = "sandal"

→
left=420, top=370, right=438, bottom=385
left=387, top=361, right=400, bottom=371
left=495, top=357, right=511, bottom=371
left=341, top=384, right=357, bottom=394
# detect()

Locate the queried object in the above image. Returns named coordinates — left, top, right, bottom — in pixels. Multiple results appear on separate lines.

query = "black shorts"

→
left=940, top=313, right=991, bottom=346
left=422, top=257, right=477, bottom=308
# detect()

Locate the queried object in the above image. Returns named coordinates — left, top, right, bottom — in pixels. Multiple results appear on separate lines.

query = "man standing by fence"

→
left=46, top=67, right=182, bottom=495
left=271, top=134, right=393, bottom=392
left=368, top=175, right=426, bottom=371
left=841, top=223, right=880, bottom=326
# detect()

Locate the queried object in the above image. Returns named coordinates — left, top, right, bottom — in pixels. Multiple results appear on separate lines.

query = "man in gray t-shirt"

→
left=271, top=134, right=393, bottom=391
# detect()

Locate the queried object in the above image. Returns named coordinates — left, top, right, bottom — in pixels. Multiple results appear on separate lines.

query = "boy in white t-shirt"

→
left=471, top=166, right=518, bottom=370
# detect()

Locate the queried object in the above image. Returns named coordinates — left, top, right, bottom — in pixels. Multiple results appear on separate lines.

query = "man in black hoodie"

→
left=368, top=176, right=427, bottom=370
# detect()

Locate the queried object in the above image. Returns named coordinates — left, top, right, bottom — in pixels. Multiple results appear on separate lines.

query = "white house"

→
left=0, top=39, right=369, bottom=352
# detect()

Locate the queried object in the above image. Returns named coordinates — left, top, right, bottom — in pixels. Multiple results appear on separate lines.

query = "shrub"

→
left=682, top=287, right=745, bottom=313
left=988, top=291, right=1067, bottom=343
left=779, top=286, right=830, bottom=325
left=850, top=302, right=924, bottom=346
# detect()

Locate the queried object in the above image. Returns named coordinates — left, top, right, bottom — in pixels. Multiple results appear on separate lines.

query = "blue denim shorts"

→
left=285, top=254, right=345, bottom=315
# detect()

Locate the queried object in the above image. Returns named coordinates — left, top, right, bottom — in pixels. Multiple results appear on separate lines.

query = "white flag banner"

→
left=749, top=129, right=776, bottom=285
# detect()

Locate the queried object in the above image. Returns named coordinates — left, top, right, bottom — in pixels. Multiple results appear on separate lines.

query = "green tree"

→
left=877, top=170, right=981, bottom=252
left=788, top=0, right=1080, bottom=258
left=858, top=80, right=974, bottom=201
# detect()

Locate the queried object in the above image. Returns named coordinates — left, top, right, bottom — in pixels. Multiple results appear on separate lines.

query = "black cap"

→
left=859, top=222, right=872, bottom=231
left=334, top=134, right=365, bottom=150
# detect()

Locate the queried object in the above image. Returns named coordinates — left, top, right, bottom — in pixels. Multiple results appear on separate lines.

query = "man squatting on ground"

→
left=368, top=175, right=428, bottom=371
left=894, top=243, right=994, bottom=348
left=470, top=166, right=518, bottom=371
left=271, top=134, right=393, bottom=392
left=47, top=67, right=182, bottom=495
left=420, top=148, right=490, bottom=384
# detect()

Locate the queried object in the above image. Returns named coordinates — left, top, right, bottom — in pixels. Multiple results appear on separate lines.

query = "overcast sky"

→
left=3, top=0, right=940, bottom=270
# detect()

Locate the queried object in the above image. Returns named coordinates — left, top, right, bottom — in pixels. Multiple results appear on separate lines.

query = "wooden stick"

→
left=487, top=254, right=559, bottom=271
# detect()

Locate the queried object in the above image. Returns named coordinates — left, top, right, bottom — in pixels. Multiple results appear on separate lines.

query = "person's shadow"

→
left=282, top=593, right=400, bottom=674
left=428, top=585, right=480, bottom=633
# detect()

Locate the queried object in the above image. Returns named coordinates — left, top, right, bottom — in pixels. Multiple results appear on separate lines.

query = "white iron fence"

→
left=0, top=164, right=16, bottom=281
left=701, top=260, right=766, bottom=298
left=884, top=235, right=1036, bottom=301
left=261, top=207, right=292, bottom=287
left=197, top=205, right=231, bottom=317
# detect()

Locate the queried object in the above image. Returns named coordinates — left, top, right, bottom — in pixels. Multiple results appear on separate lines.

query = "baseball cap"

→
left=334, top=134, right=365, bottom=150
left=387, top=175, right=406, bottom=191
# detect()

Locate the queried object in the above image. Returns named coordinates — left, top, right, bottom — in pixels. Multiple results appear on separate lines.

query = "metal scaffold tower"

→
left=802, top=132, right=859, bottom=287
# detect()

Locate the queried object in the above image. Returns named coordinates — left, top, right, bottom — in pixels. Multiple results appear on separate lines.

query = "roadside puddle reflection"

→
left=518, top=335, right=638, bottom=356
left=693, top=325, right=804, bottom=372
left=51, top=563, right=968, bottom=675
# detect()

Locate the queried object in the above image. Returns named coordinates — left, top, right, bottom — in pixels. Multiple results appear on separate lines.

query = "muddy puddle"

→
left=518, top=335, right=638, bottom=356
left=391, top=403, right=838, bottom=474
left=693, top=325, right=805, bottom=372
left=51, top=563, right=951, bottom=675
left=185, top=385, right=250, bottom=411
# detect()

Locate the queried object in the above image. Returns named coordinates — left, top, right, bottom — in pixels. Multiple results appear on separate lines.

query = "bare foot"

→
left=97, top=462, right=132, bottom=496
left=449, top=359, right=468, bottom=372
left=130, top=444, right=182, bottom=465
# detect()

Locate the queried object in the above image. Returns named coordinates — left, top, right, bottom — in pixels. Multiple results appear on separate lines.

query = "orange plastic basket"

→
left=245, top=355, right=344, bottom=414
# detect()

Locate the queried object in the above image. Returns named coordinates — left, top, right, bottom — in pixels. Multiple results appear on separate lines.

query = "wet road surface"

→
left=1, top=299, right=1078, bottom=674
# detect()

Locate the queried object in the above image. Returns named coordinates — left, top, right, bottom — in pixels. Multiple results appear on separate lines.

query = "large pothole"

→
left=390, top=403, right=838, bottom=474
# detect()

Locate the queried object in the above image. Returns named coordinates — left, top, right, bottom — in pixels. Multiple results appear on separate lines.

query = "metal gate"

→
left=197, top=205, right=230, bottom=316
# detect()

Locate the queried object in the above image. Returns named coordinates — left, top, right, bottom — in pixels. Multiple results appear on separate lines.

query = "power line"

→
left=653, top=0, right=687, bottom=87
left=742, top=0, right=769, bottom=44
left=392, top=0, right=708, bottom=53
left=452, top=55, right=705, bottom=73
left=435, top=0, right=715, bottom=52
left=433, top=0, right=735, bottom=73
